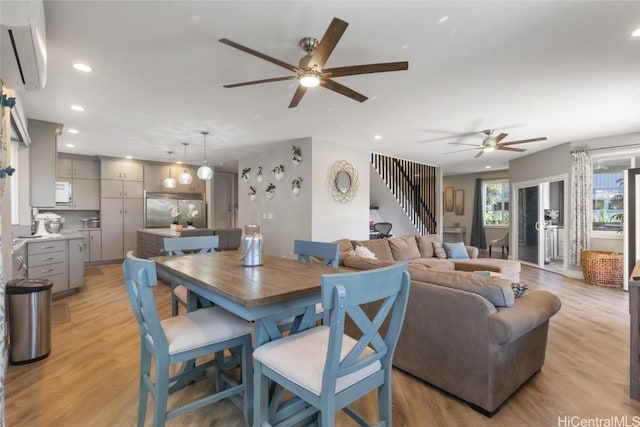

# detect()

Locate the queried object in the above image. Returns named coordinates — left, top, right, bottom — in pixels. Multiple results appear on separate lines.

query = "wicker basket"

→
left=581, top=250, right=623, bottom=287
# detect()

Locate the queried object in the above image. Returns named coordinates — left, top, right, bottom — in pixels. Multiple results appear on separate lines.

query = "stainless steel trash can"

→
left=6, top=278, right=53, bottom=364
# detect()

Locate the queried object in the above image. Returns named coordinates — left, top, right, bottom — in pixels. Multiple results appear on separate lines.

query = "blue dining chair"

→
left=294, top=240, right=340, bottom=268
left=123, top=251, right=253, bottom=427
left=163, top=235, right=219, bottom=316
left=253, top=262, right=411, bottom=427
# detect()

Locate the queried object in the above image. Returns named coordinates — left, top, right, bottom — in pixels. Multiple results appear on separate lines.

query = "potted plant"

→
left=248, top=186, right=257, bottom=201
left=185, top=203, right=199, bottom=227
left=266, top=183, right=276, bottom=199
left=256, top=166, right=264, bottom=183
left=292, top=145, right=302, bottom=165
left=241, top=167, right=251, bottom=182
left=291, top=177, right=303, bottom=196
left=169, top=205, right=180, bottom=231
left=272, top=165, right=285, bottom=181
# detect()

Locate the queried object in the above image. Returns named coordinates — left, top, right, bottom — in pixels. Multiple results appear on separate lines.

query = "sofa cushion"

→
left=408, top=258, right=456, bottom=270
left=332, top=239, right=355, bottom=266
left=352, top=239, right=394, bottom=261
left=432, top=241, right=447, bottom=259
left=443, top=242, right=470, bottom=259
left=452, top=258, right=521, bottom=282
left=343, top=256, right=397, bottom=271
left=415, top=234, right=440, bottom=258
left=408, top=264, right=515, bottom=307
left=388, top=235, right=421, bottom=261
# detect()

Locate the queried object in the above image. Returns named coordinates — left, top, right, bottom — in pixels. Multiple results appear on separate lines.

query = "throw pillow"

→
left=443, top=242, right=470, bottom=259
left=432, top=241, right=447, bottom=259
left=511, top=283, right=528, bottom=297
left=354, top=245, right=377, bottom=259
left=388, top=235, right=421, bottom=261
left=415, top=234, right=439, bottom=258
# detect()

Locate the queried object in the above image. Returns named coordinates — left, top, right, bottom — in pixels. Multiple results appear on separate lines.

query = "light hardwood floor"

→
left=5, top=261, right=640, bottom=426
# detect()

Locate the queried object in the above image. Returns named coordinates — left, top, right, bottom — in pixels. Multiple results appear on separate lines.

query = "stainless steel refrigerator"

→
left=144, top=192, right=206, bottom=228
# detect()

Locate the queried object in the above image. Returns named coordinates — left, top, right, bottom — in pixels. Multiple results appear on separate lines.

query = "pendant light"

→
left=196, top=130, right=213, bottom=180
left=178, top=142, right=193, bottom=185
left=162, top=151, right=177, bottom=189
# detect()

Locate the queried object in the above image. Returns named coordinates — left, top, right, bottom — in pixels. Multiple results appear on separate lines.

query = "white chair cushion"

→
left=253, top=325, right=381, bottom=396
left=162, top=307, right=252, bottom=355
left=173, top=285, right=188, bottom=304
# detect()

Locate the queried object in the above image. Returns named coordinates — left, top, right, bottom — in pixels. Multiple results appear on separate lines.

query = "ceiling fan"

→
left=219, top=17, right=409, bottom=108
left=444, top=129, right=547, bottom=158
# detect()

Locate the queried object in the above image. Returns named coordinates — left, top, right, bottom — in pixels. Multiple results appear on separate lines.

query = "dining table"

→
left=153, top=250, right=349, bottom=426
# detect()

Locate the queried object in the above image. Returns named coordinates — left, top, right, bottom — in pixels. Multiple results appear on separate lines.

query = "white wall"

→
left=311, top=138, right=370, bottom=242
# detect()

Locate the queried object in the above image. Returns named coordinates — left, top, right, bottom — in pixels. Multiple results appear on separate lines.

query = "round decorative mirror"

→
left=327, top=160, right=359, bottom=203
left=335, top=171, right=351, bottom=194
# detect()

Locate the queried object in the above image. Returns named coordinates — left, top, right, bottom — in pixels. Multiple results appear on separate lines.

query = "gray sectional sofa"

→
left=336, top=234, right=561, bottom=415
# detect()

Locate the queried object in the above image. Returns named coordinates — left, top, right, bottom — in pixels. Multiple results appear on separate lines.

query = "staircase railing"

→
left=371, top=153, right=437, bottom=235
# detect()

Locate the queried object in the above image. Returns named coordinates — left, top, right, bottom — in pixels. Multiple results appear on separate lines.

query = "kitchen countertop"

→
left=138, top=228, right=182, bottom=237
left=12, top=231, right=84, bottom=254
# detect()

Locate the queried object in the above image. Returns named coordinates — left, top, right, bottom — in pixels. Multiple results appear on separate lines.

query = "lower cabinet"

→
left=27, top=238, right=85, bottom=295
left=78, top=229, right=102, bottom=262
left=101, top=198, right=143, bottom=260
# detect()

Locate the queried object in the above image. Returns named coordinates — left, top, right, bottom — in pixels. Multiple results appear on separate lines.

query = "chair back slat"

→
left=163, top=235, right=219, bottom=255
left=320, top=262, right=410, bottom=394
left=293, top=240, right=340, bottom=268
left=123, top=251, right=168, bottom=353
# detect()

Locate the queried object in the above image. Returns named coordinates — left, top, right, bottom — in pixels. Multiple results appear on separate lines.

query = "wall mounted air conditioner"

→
left=0, top=0, right=47, bottom=91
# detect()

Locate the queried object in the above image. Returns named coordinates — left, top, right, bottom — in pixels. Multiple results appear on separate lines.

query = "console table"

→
left=443, top=226, right=466, bottom=243
left=630, top=262, right=640, bottom=399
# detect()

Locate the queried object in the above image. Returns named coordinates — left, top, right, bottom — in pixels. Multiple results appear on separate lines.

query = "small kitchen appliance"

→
left=34, top=212, right=63, bottom=237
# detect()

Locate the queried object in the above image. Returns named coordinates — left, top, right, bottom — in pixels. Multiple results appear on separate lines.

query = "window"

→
left=592, top=157, right=628, bottom=232
left=483, top=181, right=509, bottom=225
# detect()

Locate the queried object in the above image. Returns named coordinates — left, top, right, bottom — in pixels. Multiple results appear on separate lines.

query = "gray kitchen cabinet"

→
left=100, top=197, right=143, bottom=261
left=78, top=230, right=102, bottom=262
left=58, top=158, right=73, bottom=178
left=29, top=119, right=62, bottom=208
left=57, top=156, right=100, bottom=209
left=72, top=179, right=100, bottom=209
left=72, top=159, right=99, bottom=179
left=101, top=179, right=143, bottom=198
left=67, top=238, right=85, bottom=289
left=144, top=164, right=205, bottom=193
left=27, top=238, right=86, bottom=294
left=101, top=159, right=143, bottom=181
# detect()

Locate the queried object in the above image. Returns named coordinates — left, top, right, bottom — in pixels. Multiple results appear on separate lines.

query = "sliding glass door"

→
left=513, top=177, right=567, bottom=274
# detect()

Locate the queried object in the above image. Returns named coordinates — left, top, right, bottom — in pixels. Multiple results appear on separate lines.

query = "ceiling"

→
left=15, top=1, right=640, bottom=175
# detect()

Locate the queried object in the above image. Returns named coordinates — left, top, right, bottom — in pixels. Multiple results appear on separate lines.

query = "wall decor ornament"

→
left=291, top=177, right=303, bottom=196
left=248, top=185, right=257, bottom=201
left=266, top=183, right=276, bottom=199
left=272, top=164, right=285, bottom=181
left=444, top=186, right=454, bottom=212
left=327, top=160, right=359, bottom=203
left=256, top=166, right=264, bottom=183
left=292, top=145, right=302, bottom=165
left=241, top=167, right=251, bottom=181
left=454, top=189, right=465, bottom=215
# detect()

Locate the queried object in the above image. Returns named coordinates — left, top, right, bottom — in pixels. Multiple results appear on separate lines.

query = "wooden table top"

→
left=153, top=251, right=345, bottom=308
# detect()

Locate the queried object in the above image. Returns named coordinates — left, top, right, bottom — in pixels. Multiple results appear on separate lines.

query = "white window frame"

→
left=482, top=179, right=510, bottom=227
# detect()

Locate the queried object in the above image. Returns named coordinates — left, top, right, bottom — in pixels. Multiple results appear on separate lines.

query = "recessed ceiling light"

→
left=68, top=128, right=79, bottom=134
left=70, top=105, right=85, bottom=112
left=485, top=166, right=492, bottom=169
left=73, top=63, right=92, bottom=72
left=65, top=143, right=75, bottom=148
left=633, top=28, right=640, bottom=37
left=373, top=135, right=382, bottom=140
left=438, top=16, right=449, bottom=24
left=176, top=161, right=183, bottom=164
left=125, top=155, right=133, bottom=159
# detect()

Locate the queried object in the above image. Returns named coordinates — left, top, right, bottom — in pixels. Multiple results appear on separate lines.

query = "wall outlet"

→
left=262, top=213, right=267, bottom=219
left=267, top=213, right=273, bottom=219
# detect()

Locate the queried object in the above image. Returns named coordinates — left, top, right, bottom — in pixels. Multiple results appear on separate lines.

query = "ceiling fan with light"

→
left=219, top=17, right=409, bottom=108
left=444, top=129, right=547, bottom=158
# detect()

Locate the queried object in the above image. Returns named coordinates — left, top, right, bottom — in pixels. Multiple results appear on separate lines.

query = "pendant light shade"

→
left=163, top=151, right=177, bottom=189
left=197, top=130, right=213, bottom=180
left=178, top=142, right=193, bottom=185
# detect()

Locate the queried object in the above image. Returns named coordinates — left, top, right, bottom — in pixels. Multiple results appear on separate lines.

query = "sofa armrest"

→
left=466, top=246, right=479, bottom=259
left=343, top=256, right=397, bottom=271
left=488, top=290, right=561, bottom=345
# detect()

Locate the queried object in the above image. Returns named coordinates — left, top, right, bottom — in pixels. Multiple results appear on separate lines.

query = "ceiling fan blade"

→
left=497, top=146, right=526, bottom=152
left=219, top=38, right=299, bottom=73
left=499, top=137, right=547, bottom=146
left=288, top=85, right=308, bottom=108
left=320, top=79, right=368, bottom=102
left=448, top=143, right=482, bottom=147
left=309, top=17, right=349, bottom=69
left=494, top=132, right=508, bottom=143
left=323, top=61, right=409, bottom=78
left=443, top=147, right=482, bottom=155
left=224, top=75, right=299, bottom=88
left=474, top=150, right=485, bottom=158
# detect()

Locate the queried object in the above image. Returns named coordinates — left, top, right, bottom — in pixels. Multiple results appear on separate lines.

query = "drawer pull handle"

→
left=42, top=269, right=54, bottom=273
left=43, top=257, right=55, bottom=261
left=42, top=245, right=55, bottom=249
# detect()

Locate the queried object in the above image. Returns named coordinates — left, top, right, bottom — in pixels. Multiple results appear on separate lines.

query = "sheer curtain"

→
left=570, top=146, right=593, bottom=265
left=470, top=178, right=487, bottom=249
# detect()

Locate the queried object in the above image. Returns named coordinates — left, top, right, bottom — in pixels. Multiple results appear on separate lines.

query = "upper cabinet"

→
left=29, top=119, right=63, bottom=208
left=144, top=163, right=205, bottom=193
left=101, top=159, right=143, bottom=181
left=58, top=157, right=100, bottom=180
